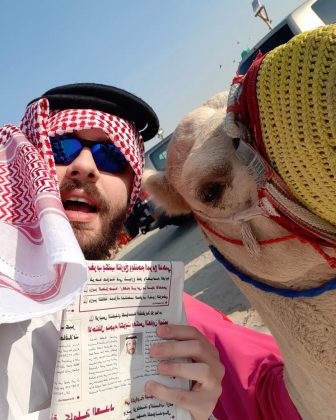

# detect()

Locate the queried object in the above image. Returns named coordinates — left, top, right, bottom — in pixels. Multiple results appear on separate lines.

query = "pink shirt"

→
left=183, top=293, right=301, bottom=420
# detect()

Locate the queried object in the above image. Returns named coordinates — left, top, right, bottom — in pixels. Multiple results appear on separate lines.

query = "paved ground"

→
left=116, top=221, right=269, bottom=333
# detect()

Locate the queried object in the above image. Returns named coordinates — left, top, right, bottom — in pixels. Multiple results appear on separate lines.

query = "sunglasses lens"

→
left=92, top=143, right=129, bottom=173
left=50, top=137, right=82, bottom=165
left=50, top=136, right=130, bottom=174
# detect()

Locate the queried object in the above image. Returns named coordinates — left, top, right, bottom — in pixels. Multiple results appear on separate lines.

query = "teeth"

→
left=66, top=197, right=90, bottom=204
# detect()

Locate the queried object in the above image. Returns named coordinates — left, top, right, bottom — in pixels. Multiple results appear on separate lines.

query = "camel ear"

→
left=142, top=169, right=191, bottom=216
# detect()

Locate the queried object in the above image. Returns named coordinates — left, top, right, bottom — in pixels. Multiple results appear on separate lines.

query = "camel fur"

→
left=143, top=92, right=336, bottom=420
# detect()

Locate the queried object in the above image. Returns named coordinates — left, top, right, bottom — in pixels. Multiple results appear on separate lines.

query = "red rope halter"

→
left=195, top=215, right=336, bottom=269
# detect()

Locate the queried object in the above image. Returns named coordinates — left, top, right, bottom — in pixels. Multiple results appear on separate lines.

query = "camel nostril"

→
left=233, top=138, right=240, bottom=150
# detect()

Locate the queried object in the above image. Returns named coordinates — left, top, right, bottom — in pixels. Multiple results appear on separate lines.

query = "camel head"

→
left=143, top=91, right=259, bottom=225
left=145, top=25, right=336, bottom=259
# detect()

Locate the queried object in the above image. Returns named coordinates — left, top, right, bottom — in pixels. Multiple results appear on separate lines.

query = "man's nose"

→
left=65, top=147, right=100, bottom=182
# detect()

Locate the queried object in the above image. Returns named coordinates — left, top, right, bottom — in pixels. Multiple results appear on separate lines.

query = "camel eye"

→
left=200, top=182, right=223, bottom=203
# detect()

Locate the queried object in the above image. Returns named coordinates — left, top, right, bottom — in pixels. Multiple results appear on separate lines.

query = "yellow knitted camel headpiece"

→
left=226, top=24, right=336, bottom=228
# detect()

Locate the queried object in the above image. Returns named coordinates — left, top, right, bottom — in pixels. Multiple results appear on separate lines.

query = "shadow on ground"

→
left=184, top=260, right=251, bottom=315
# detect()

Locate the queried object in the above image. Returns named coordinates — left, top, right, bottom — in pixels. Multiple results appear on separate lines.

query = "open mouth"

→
left=61, top=194, right=101, bottom=223
left=63, top=197, right=98, bottom=213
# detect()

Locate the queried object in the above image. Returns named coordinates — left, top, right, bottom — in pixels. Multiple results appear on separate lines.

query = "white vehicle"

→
left=238, top=0, right=336, bottom=74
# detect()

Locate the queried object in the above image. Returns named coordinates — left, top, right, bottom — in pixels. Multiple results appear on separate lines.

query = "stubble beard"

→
left=60, top=180, right=128, bottom=260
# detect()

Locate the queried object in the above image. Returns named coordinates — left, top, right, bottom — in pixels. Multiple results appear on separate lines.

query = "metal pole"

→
left=252, top=1, right=272, bottom=30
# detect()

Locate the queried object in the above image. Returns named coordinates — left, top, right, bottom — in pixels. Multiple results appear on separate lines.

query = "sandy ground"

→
left=116, top=221, right=269, bottom=334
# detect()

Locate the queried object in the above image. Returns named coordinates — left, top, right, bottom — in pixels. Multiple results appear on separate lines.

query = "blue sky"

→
left=0, top=0, right=303, bottom=147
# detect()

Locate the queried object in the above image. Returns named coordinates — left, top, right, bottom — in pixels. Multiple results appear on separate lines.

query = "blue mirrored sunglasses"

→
left=50, top=135, right=130, bottom=174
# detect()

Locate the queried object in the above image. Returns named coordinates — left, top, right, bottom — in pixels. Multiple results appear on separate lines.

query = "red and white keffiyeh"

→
left=0, top=98, right=144, bottom=323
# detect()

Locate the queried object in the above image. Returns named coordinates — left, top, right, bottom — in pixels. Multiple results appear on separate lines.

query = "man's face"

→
left=55, top=128, right=134, bottom=260
left=126, top=338, right=137, bottom=355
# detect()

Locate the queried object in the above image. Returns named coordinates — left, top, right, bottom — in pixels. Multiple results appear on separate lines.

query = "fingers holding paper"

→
left=146, top=324, right=224, bottom=420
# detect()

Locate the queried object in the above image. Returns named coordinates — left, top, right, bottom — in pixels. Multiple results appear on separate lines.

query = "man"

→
left=0, top=84, right=223, bottom=420
left=119, top=333, right=143, bottom=373
left=124, top=334, right=138, bottom=355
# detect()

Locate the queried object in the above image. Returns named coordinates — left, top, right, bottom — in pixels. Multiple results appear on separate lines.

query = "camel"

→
left=144, top=26, right=336, bottom=420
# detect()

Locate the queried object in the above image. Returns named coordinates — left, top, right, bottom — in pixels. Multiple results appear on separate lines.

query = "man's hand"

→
left=145, top=324, right=224, bottom=420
